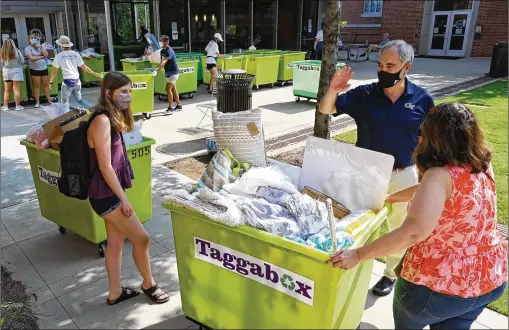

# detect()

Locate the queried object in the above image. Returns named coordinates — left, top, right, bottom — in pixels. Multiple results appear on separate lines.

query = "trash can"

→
left=488, top=42, right=508, bottom=78
left=79, top=55, right=105, bottom=86
left=121, top=59, right=151, bottom=71
left=20, top=137, right=156, bottom=257
left=292, top=60, right=346, bottom=102
left=216, top=71, right=255, bottom=113
left=121, top=70, right=156, bottom=119
left=27, top=63, right=61, bottom=101
left=201, top=56, right=247, bottom=86
left=0, top=65, right=29, bottom=105
left=245, top=55, right=281, bottom=89
left=163, top=198, right=391, bottom=329
left=278, top=52, right=307, bottom=85
left=176, top=52, right=204, bottom=82
left=150, top=60, right=199, bottom=100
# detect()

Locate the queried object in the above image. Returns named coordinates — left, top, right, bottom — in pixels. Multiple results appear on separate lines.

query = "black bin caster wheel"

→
left=295, top=97, right=300, bottom=102
left=188, top=93, right=194, bottom=99
left=143, top=113, right=152, bottom=120
left=58, top=226, right=67, bottom=235
left=158, top=95, right=164, bottom=101
left=97, top=242, right=106, bottom=257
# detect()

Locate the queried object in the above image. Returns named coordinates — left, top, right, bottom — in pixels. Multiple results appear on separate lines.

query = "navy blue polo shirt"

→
left=161, top=46, right=179, bottom=77
left=333, top=79, right=434, bottom=169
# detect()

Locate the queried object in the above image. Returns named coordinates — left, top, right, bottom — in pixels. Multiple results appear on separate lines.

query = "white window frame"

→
left=362, top=0, right=383, bottom=18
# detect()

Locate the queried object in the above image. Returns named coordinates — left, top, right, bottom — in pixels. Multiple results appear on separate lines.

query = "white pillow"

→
left=212, top=108, right=267, bottom=167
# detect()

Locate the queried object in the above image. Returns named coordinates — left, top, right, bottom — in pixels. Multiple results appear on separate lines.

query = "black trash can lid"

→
left=496, top=41, right=508, bottom=48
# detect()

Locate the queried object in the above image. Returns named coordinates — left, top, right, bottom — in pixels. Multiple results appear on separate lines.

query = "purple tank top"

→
left=88, top=131, right=135, bottom=199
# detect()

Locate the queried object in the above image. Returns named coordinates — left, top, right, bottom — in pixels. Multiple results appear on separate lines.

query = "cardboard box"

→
left=42, top=109, right=90, bottom=150
left=302, top=186, right=351, bottom=219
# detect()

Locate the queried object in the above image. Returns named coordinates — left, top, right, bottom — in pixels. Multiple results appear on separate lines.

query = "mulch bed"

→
left=1, top=265, right=39, bottom=329
left=164, top=147, right=306, bottom=180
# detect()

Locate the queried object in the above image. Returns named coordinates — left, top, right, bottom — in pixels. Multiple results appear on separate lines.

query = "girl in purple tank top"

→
left=87, top=72, right=169, bottom=305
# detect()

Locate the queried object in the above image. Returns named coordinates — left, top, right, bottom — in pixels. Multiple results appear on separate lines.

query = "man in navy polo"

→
left=319, top=40, right=434, bottom=296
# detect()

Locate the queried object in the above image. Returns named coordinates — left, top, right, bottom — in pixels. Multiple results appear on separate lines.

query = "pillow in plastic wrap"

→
left=212, top=108, right=267, bottom=167
left=25, top=125, right=49, bottom=149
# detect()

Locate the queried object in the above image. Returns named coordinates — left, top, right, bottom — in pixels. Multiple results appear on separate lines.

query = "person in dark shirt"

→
left=155, top=35, right=181, bottom=114
left=319, top=40, right=434, bottom=297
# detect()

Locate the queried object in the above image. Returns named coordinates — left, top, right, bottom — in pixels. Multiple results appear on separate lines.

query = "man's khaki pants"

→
left=384, top=165, right=419, bottom=279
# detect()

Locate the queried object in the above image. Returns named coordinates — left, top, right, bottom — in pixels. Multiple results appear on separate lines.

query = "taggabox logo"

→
left=194, top=237, right=315, bottom=306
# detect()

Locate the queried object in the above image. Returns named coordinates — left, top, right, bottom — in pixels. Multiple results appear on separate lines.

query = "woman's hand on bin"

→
left=328, top=66, right=354, bottom=94
left=121, top=198, right=133, bottom=217
left=326, top=249, right=360, bottom=270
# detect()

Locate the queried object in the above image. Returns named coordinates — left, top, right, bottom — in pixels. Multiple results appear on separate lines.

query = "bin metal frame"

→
left=21, top=137, right=155, bottom=257
left=292, top=60, right=346, bottom=102
left=164, top=201, right=391, bottom=329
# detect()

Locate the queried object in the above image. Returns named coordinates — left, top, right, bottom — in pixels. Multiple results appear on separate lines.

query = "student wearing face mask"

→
left=25, top=33, right=52, bottom=108
left=87, top=71, right=170, bottom=306
left=319, top=40, right=434, bottom=297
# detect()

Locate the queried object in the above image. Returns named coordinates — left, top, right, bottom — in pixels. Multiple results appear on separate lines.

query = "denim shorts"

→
left=89, top=194, right=122, bottom=217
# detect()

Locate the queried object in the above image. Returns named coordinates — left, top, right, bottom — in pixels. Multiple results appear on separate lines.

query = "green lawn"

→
left=333, top=80, right=508, bottom=315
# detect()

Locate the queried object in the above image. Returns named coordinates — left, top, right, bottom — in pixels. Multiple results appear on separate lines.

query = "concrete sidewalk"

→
left=1, top=165, right=507, bottom=329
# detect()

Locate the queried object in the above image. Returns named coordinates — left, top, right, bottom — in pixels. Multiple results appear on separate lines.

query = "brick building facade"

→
left=340, top=0, right=507, bottom=57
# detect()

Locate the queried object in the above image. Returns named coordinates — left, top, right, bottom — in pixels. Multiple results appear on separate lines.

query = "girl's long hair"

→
left=0, top=39, right=17, bottom=61
left=95, top=72, right=134, bottom=132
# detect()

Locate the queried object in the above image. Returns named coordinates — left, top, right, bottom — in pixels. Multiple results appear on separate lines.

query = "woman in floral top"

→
left=327, top=102, right=507, bottom=329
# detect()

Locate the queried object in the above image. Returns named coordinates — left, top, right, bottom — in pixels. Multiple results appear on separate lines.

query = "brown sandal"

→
left=141, top=284, right=170, bottom=304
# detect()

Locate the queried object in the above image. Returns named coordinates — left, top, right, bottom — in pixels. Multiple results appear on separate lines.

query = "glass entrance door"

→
left=159, top=0, right=188, bottom=53
left=1, top=14, right=52, bottom=52
left=428, top=11, right=471, bottom=57
left=1, top=15, right=22, bottom=48
left=189, top=0, right=221, bottom=53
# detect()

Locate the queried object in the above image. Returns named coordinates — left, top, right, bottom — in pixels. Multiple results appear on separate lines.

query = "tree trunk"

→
left=313, top=0, right=341, bottom=139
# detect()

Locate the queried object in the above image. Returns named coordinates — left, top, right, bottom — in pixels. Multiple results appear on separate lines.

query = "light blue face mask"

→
left=31, top=39, right=40, bottom=45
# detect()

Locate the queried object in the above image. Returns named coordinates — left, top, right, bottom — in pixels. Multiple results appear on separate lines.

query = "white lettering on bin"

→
left=38, top=166, right=60, bottom=187
left=194, top=236, right=315, bottom=306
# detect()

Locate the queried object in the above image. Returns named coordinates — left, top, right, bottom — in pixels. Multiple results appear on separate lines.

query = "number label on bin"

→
left=131, top=146, right=151, bottom=159
left=131, top=82, right=148, bottom=89
left=195, top=237, right=315, bottom=306
left=295, top=64, right=320, bottom=72
left=178, top=67, right=195, bottom=74
left=38, top=166, right=60, bottom=187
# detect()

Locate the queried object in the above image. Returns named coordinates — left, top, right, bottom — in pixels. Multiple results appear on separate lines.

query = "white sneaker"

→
left=1, top=106, right=9, bottom=111
left=35, top=103, right=40, bottom=108
left=15, top=105, right=24, bottom=111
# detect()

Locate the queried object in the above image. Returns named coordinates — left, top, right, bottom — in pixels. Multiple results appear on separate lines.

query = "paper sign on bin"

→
left=195, top=236, right=315, bottom=306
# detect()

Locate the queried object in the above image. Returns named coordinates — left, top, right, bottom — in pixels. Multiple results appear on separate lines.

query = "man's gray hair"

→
left=380, top=40, right=415, bottom=64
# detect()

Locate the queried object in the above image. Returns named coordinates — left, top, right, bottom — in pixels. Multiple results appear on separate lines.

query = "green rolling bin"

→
left=0, top=65, right=29, bottom=105
left=150, top=60, right=198, bottom=100
left=293, top=60, right=346, bottom=102
left=163, top=199, right=391, bottom=329
left=176, top=52, right=204, bottom=82
left=278, top=52, right=307, bottom=85
left=20, top=137, right=156, bottom=257
left=79, top=55, right=105, bottom=86
left=201, top=56, right=246, bottom=86
left=120, top=71, right=155, bottom=119
left=245, top=55, right=281, bottom=89
left=121, top=59, right=151, bottom=71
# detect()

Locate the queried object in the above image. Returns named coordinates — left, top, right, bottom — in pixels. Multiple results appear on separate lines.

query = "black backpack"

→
left=58, top=110, right=106, bottom=200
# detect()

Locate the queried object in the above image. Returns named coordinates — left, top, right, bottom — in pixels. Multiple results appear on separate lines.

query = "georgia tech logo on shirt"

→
left=405, top=103, right=416, bottom=110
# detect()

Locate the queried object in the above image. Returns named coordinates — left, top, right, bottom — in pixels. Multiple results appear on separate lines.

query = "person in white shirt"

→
left=314, top=23, right=325, bottom=60
left=204, top=33, right=223, bottom=94
left=49, top=36, right=101, bottom=109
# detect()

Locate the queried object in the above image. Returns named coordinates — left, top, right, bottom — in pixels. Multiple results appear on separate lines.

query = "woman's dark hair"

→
left=97, top=71, right=134, bottom=132
left=413, top=102, right=491, bottom=177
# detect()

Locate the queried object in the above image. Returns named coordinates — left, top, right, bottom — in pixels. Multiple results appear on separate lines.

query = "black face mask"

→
left=377, top=64, right=407, bottom=89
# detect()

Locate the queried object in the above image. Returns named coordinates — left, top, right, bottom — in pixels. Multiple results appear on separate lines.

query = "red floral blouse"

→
left=401, top=165, right=508, bottom=298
